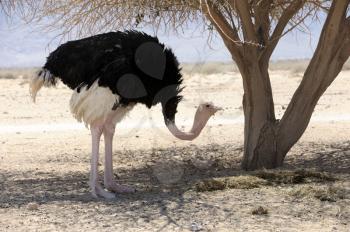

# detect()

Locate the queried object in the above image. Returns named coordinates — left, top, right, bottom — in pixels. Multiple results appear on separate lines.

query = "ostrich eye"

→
left=205, top=104, right=210, bottom=108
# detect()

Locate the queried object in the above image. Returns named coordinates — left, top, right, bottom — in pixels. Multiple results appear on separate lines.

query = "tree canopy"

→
left=1, top=1, right=334, bottom=41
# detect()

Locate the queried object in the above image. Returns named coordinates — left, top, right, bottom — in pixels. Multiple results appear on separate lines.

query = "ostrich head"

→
left=162, top=98, right=222, bottom=141
left=195, top=102, right=223, bottom=119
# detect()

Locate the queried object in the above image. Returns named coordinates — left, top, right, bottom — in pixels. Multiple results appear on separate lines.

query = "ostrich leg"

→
left=90, top=124, right=116, bottom=199
left=103, top=121, right=135, bottom=193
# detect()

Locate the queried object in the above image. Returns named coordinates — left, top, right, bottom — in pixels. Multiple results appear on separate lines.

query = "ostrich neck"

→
left=166, top=107, right=210, bottom=141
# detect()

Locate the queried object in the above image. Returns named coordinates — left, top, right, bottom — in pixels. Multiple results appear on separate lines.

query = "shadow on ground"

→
left=1, top=141, right=349, bottom=209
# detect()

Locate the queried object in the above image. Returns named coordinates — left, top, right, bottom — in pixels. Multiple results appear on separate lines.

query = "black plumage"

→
left=43, top=30, right=183, bottom=123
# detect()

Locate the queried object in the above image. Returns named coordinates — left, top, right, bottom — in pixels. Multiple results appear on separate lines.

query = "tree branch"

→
left=253, top=0, right=273, bottom=47
left=339, top=15, right=350, bottom=62
left=277, top=0, right=350, bottom=154
left=262, top=0, right=305, bottom=61
left=319, top=0, right=349, bottom=53
left=201, top=0, right=243, bottom=61
left=230, top=0, right=257, bottom=42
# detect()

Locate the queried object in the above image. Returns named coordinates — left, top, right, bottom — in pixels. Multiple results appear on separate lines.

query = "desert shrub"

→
left=289, top=185, right=348, bottom=202
left=0, top=68, right=38, bottom=79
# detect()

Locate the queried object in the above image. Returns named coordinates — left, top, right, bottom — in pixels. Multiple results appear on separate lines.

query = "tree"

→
left=5, top=0, right=350, bottom=170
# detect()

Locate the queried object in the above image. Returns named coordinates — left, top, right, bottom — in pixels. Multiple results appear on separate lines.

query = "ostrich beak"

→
left=214, top=106, right=223, bottom=111
left=211, top=105, right=223, bottom=115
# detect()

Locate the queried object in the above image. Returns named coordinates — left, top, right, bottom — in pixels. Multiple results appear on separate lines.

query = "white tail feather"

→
left=29, top=69, right=56, bottom=102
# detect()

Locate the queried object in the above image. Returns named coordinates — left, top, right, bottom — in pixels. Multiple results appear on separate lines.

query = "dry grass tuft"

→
left=251, top=206, right=269, bottom=215
left=195, top=169, right=336, bottom=192
left=195, top=178, right=226, bottom=192
left=225, top=176, right=268, bottom=189
left=253, top=169, right=336, bottom=185
left=195, top=175, right=267, bottom=192
left=289, top=185, right=348, bottom=202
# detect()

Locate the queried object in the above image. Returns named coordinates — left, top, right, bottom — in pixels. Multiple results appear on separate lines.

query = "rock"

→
left=27, top=202, right=39, bottom=211
left=191, top=222, right=203, bottom=231
left=251, top=206, right=268, bottom=215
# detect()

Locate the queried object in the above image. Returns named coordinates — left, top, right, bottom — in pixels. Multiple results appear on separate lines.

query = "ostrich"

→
left=30, top=31, right=221, bottom=198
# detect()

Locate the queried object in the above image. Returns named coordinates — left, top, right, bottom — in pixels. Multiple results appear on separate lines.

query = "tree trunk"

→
left=239, top=1, right=349, bottom=170
left=239, top=54, right=348, bottom=170
left=238, top=55, right=279, bottom=170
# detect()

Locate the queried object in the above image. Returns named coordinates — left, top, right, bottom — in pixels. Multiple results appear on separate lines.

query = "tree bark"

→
left=237, top=53, right=279, bottom=170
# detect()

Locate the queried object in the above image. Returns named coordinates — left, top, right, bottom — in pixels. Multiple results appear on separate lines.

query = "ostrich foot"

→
left=91, top=183, right=116, bottom=199
left=105, top=182, right=136, bottom=193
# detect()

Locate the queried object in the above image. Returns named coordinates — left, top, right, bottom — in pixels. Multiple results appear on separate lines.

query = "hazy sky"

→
left=0, top=12, right=323, bottom=67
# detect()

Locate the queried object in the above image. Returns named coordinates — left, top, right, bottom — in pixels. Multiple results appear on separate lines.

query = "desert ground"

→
left=0, top=61, right=349, bottom=231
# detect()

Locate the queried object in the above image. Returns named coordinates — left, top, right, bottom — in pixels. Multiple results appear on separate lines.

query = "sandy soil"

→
left=0, top=68, right=350, bottom=231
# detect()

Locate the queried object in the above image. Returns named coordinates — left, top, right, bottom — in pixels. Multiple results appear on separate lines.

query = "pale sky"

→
left=0, top=12, right=323, bottom=67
